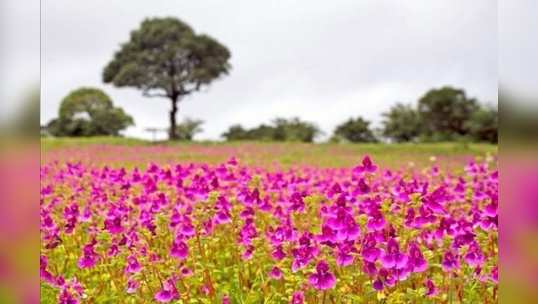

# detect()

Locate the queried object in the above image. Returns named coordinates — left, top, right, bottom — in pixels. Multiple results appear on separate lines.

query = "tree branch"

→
left=142, top=91, right=169, bottom=98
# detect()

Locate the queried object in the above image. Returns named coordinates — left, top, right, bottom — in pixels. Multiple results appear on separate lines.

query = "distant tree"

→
left=272, top=117, right=321, bottom=142
left=417, top=86, right=479, bottom=140
left=246, top=124, right=276, bottom=141
left=221, top=118, right=321, bottom=142
left=465, top=105, right=498, bottom=143
left=221, top=124, right=249, bottom=141
left=175, top=118, right=204, bottom=141
left=103, top=17, right=231, bottom=140
left=333, top=117, right=377, bottom=143
left=47, top=87, right=133, bottom=137
left=381, top=103, right=421, bottom=142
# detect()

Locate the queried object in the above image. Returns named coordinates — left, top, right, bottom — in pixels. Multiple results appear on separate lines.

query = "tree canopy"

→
left=47, top=87, right=133, bottom=137
left=465, top=105, right=498, bottom=143
left=103, top=17, right=231, bottom=140
left=332, top=117, right=377, bottom=143
left=221, top=118, right=321, bottom=142
left=381, top=103, right=421, bottom=143
left=417, top=86, right=479, bottom=140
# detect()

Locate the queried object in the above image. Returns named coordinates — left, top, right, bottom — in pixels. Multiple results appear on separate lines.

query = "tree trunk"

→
left=169, top=96, right=179, bottom=140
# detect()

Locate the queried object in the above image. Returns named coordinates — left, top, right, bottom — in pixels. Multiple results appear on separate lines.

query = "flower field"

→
left=40, top=141, right=498, bottom=303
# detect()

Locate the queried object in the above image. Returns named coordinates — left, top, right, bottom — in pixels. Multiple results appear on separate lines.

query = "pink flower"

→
left=441, top=250, right=460, bottom=272
left=353, top=155, right=377, bottom=174
left=58, top=289, right=78, bottom=304
left=373, top=279, right=383, bottom=291
left=290, top=291, right=304, bottom=304
left=154, top=279, right=179, bottom=303
left=125, top=255, right=142, bottom=273
left=126, top=279, right=139, bottom=294
left=380, top=238, right=408, bottom=270
left=425, top=279, right=437, bottom=296
left=269, top=266, right=283, bottom=280
left=308, top=260, right=336, bottom=290
left=170, top=240, right=189, bottom=260
left=408, top=242, right=427, bottom=272
left=77, top=240, right=98, bottom=269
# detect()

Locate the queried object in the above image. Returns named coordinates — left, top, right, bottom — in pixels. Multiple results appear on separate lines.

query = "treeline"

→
left=221, top=86, right=497, bottom=143
left=222, top=118, right=320, bottom=142
left=43, top=86, right=497, bottom=144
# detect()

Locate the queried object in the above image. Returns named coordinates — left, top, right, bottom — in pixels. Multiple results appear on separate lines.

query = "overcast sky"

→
left=33, top=1, right=497, bottom=139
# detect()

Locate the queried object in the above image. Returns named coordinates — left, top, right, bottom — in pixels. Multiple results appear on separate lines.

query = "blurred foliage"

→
left=332, top=116, right=377, bottom=143
left=465, top=105, right=498, bottom=144
left=417, top=86, right=480, bottom=140
left=45, top=87, right=133, bottom=137
left=378, top=86, right=497, bottom=144
left=174, top=117, right=204, bottom=141
left=9, top=87, right=40, bottom=138
left=272, top=117, right=321, bottom=142
left=103, top=17, right=231, bottom=140
left=221, top=117, right=321, bottom=142
left=499, top=88, right=538, bottom=144
left=381, top=103, right=421, bottom=143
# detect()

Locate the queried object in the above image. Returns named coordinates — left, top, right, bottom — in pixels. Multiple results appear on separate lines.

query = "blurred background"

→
left=0, top=0, right=536, bottom=303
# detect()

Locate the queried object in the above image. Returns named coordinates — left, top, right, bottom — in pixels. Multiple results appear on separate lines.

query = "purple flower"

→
left=373, top=279, right=383, bottom=291
left=180, top=266, right=193, bottom=277
left=290, top=291, right=304, bottom=304
left=272, top=245, right=286, bottom=261
left=125, top=255, right=142, bottom=273
left=126, top=278, right=139, bottom=294
left=425, top=279, right=437, bottom=296
left=366, top=213, right=386, bottom=232
left=104, top=212, right=123, bottom=234
left=214, top=210, right=231, bottom=224
left=362, top=246, right=381, bottom=263
left=291, top=233, right=318, bottom=272
left=269, top=266, right=283, bottom=280
left=490, top=266, right=498, bottom=283
left=77, top=241, right=98, bottom=269
left=441, top=250, right=459, bottom=272
left=464, top=243, right=484, bottom=267
left=40, top=255, right=56, bottom=285
left=170, top=240, right=189, bottom=260
left=408, top=242, right=427, bottom=273
left=335, top=244, right=354, bottom=267
left=241, top=245, right=254, bottom=260
left=58, top=289, right=78, bottom=304
left=308, top=260, right=336, bottom=290
left=154, top=278, right=179, bottom=303
left=381, top=238, right=408, bottom=269
left=353, top=155, right=377, bottom=174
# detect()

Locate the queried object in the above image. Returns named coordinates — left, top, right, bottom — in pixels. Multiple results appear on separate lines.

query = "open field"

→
left=40, top=138, right=498, bottom=303
left=42, top=137, right=496, bottom=169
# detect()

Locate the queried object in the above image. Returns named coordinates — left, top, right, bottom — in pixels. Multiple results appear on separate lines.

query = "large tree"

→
left=417, top=86, right=479, bottom=139
left=47, top=87, right=134, bottom=137
left=381, top=103, right=421, bottom=142
left=103, top=17, right=231, bottom=140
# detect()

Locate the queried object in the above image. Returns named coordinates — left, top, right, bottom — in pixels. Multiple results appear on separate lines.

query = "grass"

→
left=41, top=136, right=497, bottom=169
